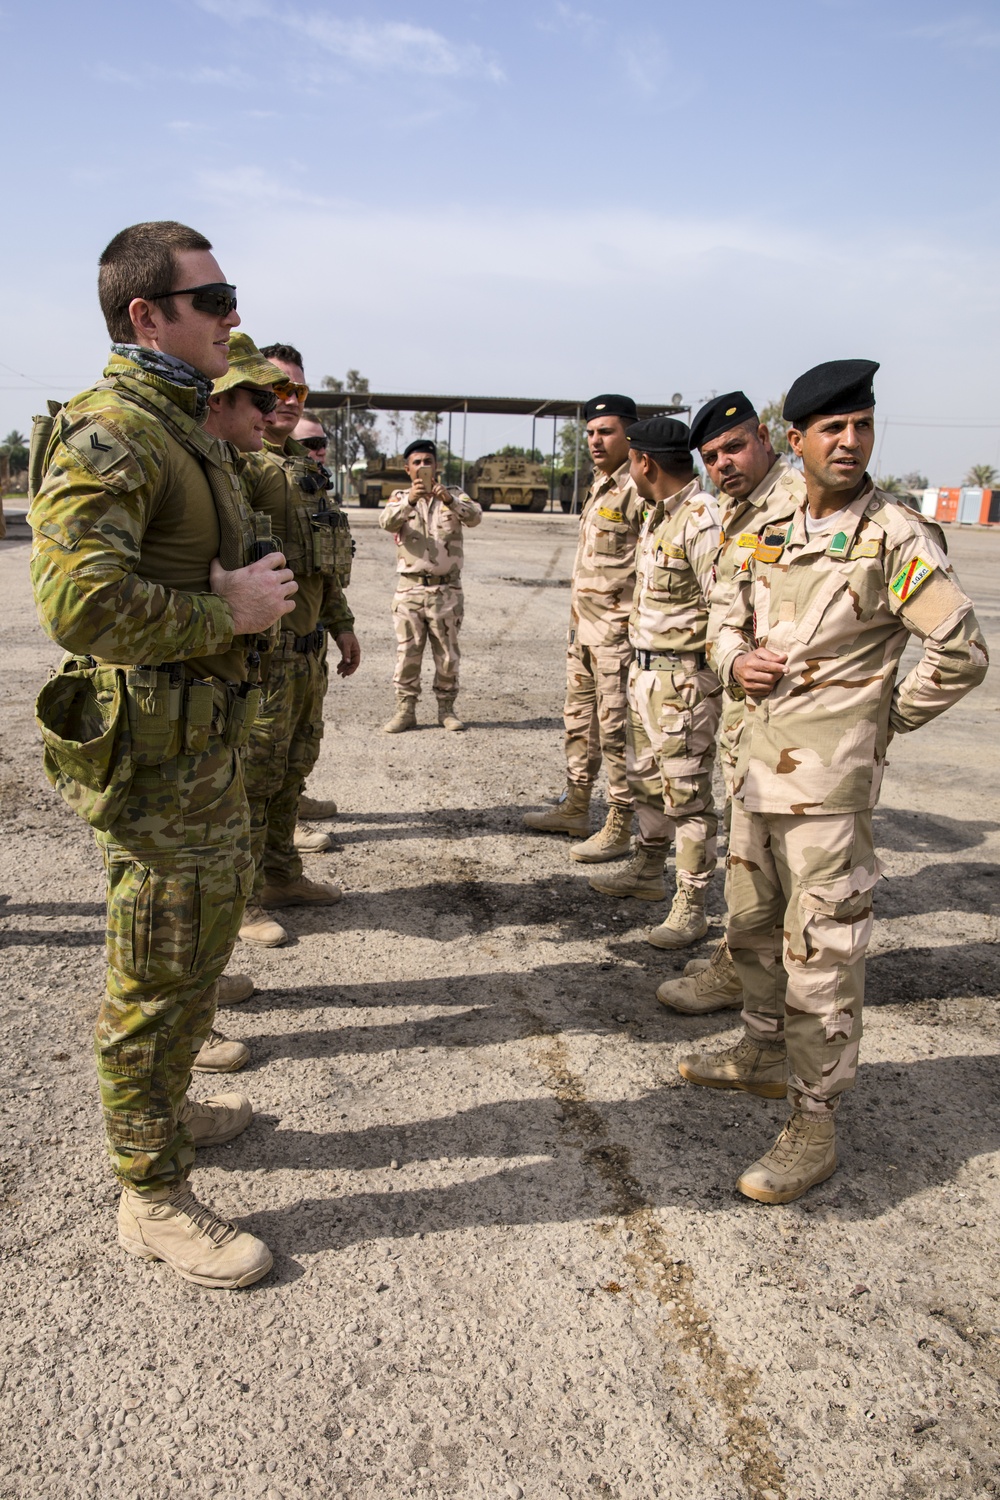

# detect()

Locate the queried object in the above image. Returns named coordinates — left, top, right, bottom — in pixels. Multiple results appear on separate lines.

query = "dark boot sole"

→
left=588, top=884, right=665, bottom=901
left=677, top=1061, right=787, bottom=1099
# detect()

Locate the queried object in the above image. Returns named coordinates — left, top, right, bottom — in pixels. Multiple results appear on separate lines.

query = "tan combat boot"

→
left=261, top=875, right=342, bottom=907
left=569, top=803, right=633, bottom=863
left=437, top=696, right=465, bottom=731
left=298, top=792, right=338, bottom=819
left=656, top=938, right=742, bottom=1014
left=522, top=783, right=591, bottom=836
left=178, top=1092, right=253, bottom=1146
left=737, top=1112, right=837, bottom=1204
left=216, top=973, right=255, bottom=1006
left=678, top=1033, right=787, bottom=1099
left=646, top=883, right=709, bottom=949
left=238, top=903, right=288, bottom=948
left=118, top=1184, right=272, bottom=1288
left=293, top=824, right=332, bottom=853
left=588, top=843, right=667, bottom=901
left=383, top=694, right=417, bottom=734
left=192, top=1030, right=249, bottom=1074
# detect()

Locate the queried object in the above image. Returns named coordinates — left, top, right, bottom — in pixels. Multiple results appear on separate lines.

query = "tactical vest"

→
left=265, top=442, right=354, bottom=589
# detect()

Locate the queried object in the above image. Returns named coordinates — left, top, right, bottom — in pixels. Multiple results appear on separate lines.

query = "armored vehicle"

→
left=468, top=453, right=549, bottom=512
left=357, top=456, right=410, bottom=508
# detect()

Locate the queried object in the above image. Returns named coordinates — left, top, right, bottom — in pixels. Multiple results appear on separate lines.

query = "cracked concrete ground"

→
left=0, top=507, right=997, bottom=1500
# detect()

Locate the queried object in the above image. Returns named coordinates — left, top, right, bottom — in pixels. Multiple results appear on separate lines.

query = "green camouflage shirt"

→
left=29, top=354, right=251, bottom=682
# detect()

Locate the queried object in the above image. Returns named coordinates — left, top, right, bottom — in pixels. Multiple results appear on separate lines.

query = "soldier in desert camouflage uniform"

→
left=236, top=344, right=361, bottom=949
left=656, top=392, right=803, bottom=1015
left=523, top=394, right=642, bottom=861
left=378, top=438, right=481, bottom=733
left=28, top=222, right=297, bottom=1287
left=588, top=418, right=722, bottom=947
left=679, top=360, right=989, bottom=1204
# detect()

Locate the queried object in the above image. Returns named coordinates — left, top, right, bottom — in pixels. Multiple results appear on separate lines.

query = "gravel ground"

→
left=0, top=506, right=997, bottom=1500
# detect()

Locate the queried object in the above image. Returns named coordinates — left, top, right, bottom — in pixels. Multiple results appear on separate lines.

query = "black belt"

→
left=400, top=571, right=459, bottom=587
left=290, top=628, right=325, bottom=654
left=634, top=648, right=706, bottom=670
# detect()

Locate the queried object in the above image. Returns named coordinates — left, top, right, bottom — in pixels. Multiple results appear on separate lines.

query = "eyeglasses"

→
left=274, top=381, right=309, bottom=403
left=299, top=434, right=327, bottom=451
left=246, top=388, right=277, bottom=415
left=146, top=282, right=238, bottom=317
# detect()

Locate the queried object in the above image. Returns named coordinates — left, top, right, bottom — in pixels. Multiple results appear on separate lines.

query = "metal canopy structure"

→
left=306, top=390, right=690, bottom=513
left=304, top=391, right=688, bottom=419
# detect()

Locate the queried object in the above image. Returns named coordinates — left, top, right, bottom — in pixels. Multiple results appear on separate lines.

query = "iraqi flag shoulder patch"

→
left=890, top=557, right=935, bottom=602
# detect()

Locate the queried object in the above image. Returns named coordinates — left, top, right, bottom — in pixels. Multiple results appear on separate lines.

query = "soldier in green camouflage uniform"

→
left=29, top=222, right=297, bottom=1286
left=680, top=360, right=989, bottom=1205
left=656, top=392, right=803, bottom=1016
left=588, top=418, right=722, bottom=947
left=237, top=344, right=360, bottom=949
left=523, top=395, right=642, bottom=860
left=378, top=438, right=481, bottom=733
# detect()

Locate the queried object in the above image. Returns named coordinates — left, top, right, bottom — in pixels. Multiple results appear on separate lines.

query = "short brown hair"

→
left=98, top=221, right=212, bottom=343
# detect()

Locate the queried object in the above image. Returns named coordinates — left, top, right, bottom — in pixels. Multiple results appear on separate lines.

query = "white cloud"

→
left=196, top=0, right=504, bottom=81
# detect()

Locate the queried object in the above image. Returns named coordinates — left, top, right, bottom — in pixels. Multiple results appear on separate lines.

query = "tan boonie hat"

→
left=213, top=332, right=290, bottom=395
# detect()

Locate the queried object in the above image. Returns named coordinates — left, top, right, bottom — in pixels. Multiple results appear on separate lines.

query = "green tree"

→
left=0, top=429, right=28, bottom=475
left=877, top=474, right=907, bottom=496
left=317, top=371, right=381, bottom=483
left=964, top=463, right=997, bottom=487
left=758, top=396, right=791, bottom=455
left=902, top=470, right=929, bottom=492
left=496, top=444, right=544, bottom=463
left=558, top=418, right=587, bottom=473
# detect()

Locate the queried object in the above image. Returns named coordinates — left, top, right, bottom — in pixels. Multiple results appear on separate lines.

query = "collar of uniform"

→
left=790, top=479, right=874, bottom=550
left=103, top=352, right=203, bottom=419
left=643, top=477, right=699, bottom=535
left=263, top=436, right=290, bottom=455
left=593, top=457, right=631, bottom=496
left=721, top=455, right=791, bottom=530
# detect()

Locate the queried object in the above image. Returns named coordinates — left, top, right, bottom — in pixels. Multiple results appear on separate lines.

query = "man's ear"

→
left=128, top=296, right=161, bottom=344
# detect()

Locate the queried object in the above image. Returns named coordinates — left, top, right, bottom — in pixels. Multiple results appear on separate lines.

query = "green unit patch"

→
left=827, top=531, right=850, bottom=559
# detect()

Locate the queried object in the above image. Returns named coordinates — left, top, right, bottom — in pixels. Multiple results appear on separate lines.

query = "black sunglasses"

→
left=299, top=434, right=328, bottom=451
left=246, top=388, right=277, bottom=414
left=146, top=282, right=238, bottom=317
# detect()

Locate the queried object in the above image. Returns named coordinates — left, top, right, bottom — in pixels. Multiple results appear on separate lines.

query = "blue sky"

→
left=3, top=0, right=999, bottom=481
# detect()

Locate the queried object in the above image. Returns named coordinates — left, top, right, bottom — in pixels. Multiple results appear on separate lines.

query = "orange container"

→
left=980, top=489, right=1000, bottom=524
left=936, top=488, right=960, bottom=523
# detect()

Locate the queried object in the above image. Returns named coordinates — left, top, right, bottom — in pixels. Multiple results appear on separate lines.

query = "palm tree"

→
left=964, top=463, right=997, bottom=487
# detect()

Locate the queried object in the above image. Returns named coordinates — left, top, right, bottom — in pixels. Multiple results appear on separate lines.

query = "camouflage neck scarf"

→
left=110, top=343, right=213, bottom=421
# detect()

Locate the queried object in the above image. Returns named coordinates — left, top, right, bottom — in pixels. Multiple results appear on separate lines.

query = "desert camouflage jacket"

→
left=715, top=478, right=990, bottom=814
left=29, top=353, right=252, bottom=683
left=379, top=486, right=481, bottom=581
left=629, top=479, right=720, bottom=655
left=571, top=460, right=642, bottom=647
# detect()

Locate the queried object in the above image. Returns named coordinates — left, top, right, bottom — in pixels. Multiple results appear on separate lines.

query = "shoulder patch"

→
left=60, top=417, right=143, bottom=493
left=890, top=557, right=936, bottom=602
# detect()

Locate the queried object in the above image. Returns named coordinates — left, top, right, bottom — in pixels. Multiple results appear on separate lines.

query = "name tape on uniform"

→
left=597, top=506, right=624, bottom=523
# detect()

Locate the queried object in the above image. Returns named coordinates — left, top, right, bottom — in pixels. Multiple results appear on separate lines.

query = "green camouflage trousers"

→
left=626, top=661, right=721, bottom=889
left=243, top=633, right=327, bottom=893
left=726, top=803, right=881, bottom=1114
left=564, top=635, right=633, bottom=806
left=391, top=582, right=463, bottom=698
left=95, top=737, right=253, bottom=1191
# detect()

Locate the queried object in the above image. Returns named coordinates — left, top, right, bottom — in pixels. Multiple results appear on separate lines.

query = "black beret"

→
left=783, top=360, right=879, bottom=424
left=689, top=391, right=758, bottom=451
left=583, top=393, right=637, bottom=423
left=626, top=416, right=691, bottom=455
left=403, top=439, right=437, bottom=459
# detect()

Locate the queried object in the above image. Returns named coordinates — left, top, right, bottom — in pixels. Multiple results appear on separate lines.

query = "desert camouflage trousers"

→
left=626, top=660, right=721, bottom=889
left=563, top=634, right=633, bottom=806
left=726, top=803, right=881, bottom=1114
left=719, top=688, right=745, bottom=801
left=94, top=738, right=253, bottom=1191
left=391, top=582, right=463, bottom=699
left=243, top=633, right=327, bottom=894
